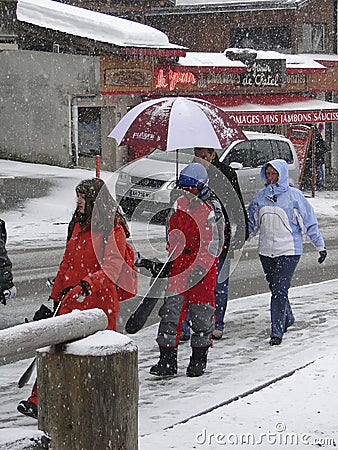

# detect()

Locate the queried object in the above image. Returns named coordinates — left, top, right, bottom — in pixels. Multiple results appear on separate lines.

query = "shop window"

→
left=78, top=107, right=101, bottom=157
left=230, top=26, right=292, bottom=51
left=302, top=24, right=324, bottom=52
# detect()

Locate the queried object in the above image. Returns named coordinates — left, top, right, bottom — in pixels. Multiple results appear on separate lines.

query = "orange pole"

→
left=96, top=155, right=101, bottom=178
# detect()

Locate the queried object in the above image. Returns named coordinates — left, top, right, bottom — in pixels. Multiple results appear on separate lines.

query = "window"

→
left=78, top=107, right=101, bottom=157
left=302, top=24, right=324, bottom=52
left=225, top=141, right=252, bottom=167
left=252, top=140, right=274, bottom=167
left=275, top=141, right=294, bottom=164
left=230, top=26, right=292, bottom=51
left=313, top=25, right=324, bottom=52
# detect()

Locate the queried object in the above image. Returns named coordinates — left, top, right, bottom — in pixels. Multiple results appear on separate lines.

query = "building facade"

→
left=1, top=0, right=338, bottom=183
left=55, top=0, right=174, bottom=23
left=0, top=0, right=183, bottom=170
left=144, top=0, right=338, bottom=183
left=146, top=0, right=336, bottom=55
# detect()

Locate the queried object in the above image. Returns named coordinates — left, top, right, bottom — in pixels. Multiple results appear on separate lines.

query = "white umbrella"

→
left=109, top=96, right=246, bottom=151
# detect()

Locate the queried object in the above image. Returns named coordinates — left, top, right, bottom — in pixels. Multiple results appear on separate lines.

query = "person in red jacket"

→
left=18, top=177, right=130, bottom=419
left=52, top=178, right=130, bottom=330
left=150, top=163, right=224, bottom=378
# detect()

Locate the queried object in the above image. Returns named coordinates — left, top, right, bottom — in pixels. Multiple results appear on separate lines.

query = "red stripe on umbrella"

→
left=109, top=97, right=246, bottom=152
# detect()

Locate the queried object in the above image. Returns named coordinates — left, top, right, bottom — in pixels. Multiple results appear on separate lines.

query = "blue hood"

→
left=260, top=159, right=289, bottom=196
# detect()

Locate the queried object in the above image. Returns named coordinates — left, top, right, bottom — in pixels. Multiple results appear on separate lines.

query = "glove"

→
left=188, top=266, right=207, bottom=288
left=33, top=304, right=53, bottom=321
left=1, top=286, right=17, bottom=305
left=318, top=249, right=327, bottom=264
left=135, top=257, right=172, bottom=278
left=63, top=285, right=84, bottom=302
left=62, top=281, right=90, bottom=303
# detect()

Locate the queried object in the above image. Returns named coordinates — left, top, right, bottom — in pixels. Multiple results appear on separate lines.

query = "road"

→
left=1, top=217, right=336, bottom=334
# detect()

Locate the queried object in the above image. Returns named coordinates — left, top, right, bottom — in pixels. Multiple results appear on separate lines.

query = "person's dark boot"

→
left=150, top=346, right=178, bottom=377
left=269, top=336, right=282, bottom=346
left=186, top=346, right=209, bottom=377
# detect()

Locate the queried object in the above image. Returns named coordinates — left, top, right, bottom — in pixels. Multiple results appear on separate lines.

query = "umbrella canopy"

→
left=109, top=97, right=247, bottom=151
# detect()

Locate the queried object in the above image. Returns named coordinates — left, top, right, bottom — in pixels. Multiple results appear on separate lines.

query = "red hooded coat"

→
left=51, top=220, right=127, bottom=330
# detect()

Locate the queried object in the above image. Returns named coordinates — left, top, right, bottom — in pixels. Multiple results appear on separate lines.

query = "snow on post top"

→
left=60, top=330, right=135, bottom=356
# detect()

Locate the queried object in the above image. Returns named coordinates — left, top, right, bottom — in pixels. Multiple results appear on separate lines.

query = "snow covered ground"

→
left=0, top=159, right=337, bottom=449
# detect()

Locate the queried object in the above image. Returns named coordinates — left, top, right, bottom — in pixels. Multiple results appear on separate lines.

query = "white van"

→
left=115, top=131, right=299, bottom=218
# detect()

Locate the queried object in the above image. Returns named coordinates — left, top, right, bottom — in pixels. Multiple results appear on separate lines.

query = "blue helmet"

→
left=179, top=163, right=209, bottom=195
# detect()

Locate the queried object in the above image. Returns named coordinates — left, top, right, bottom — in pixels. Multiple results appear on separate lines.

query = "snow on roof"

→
left=179, top=52, right=246, bottom=67
left=254, top=49, right=327, bottom=69
left=179, top=48, right=327, bottom=70
left=306, top=53, right=338, bottom=62
left=17, top=0, right=183, bottom=49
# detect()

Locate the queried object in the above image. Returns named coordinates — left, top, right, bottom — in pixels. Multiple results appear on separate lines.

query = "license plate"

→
left=129, top=188, right=152, bottom=199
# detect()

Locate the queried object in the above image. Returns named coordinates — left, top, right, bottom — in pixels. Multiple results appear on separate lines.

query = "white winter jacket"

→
left=247, top=159, right=325, bottom=257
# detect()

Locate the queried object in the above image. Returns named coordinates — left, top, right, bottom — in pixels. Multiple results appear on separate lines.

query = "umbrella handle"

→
left=176, top=149, right=178, bottom=182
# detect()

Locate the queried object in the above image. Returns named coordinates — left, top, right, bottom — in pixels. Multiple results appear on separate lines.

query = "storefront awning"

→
left=204, top=94, right=338, bottom=125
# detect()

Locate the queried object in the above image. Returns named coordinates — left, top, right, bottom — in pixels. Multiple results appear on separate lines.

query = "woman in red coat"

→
left=18, top=177, right=130, bottom=419
left=52, top=177, right=129, bottom=330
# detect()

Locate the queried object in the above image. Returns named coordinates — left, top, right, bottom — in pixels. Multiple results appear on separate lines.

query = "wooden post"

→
left=38, top=331, right=138, bottom=450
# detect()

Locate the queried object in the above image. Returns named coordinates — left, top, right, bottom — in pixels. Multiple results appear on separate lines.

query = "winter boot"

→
left=150, top=346, right=178, bottom=377
left=269, top=336, right=282, bottom=346
left=186, top=346, right=209, bottom=377
left=17, top=400, right=38, bottom=420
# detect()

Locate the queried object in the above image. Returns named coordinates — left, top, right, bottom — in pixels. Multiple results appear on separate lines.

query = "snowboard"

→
left=18, top=358, right=36, bottom=388
left=125, top=248, right=176, bottom=334
left=125, top=296, right=159, bottom=334
left=125, top=277, right=169, bottom=334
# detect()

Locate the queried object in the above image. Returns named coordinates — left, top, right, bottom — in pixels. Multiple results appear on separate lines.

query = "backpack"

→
left=103, top=226, right=138, bottom=302
left=116, top=241, right=138, bottom=302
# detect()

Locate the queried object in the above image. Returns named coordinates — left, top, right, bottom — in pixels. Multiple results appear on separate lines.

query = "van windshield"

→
left=146, top=147, right=227, bottom=162
left=147, top=148, right=196, bottom=163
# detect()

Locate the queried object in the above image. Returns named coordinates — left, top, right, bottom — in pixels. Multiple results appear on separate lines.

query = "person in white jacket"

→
left=247, top=159, right=327, bottom=346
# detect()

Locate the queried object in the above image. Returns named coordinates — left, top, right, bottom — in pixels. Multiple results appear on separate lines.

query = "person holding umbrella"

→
left=180, top=147, right=248, bottom=340
left=150, top=163, right=224, bottom=378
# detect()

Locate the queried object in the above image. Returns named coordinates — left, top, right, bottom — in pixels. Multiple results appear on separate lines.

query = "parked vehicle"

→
left=115, top=131, right=300, bottom=219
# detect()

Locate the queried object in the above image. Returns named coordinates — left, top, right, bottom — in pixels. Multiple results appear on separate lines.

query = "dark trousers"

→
left=259, top=255, right=300, bottom=339
left=214, top=255, right=230, bottom=331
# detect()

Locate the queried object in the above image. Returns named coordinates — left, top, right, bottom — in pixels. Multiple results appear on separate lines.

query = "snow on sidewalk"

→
left=134, top=280, right=338, bottom=449
left=141, top=350, right=338, bottom=449
left=0, top=279, right=337, bottom=448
